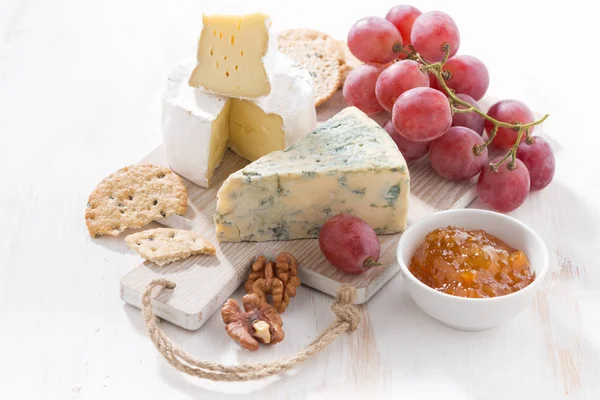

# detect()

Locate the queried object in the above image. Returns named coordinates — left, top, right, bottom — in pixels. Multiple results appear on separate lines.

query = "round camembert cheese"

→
left=162, top=52, right=317, bottom=188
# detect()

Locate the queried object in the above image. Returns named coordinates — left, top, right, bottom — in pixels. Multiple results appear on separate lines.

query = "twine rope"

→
left=142, top=278, right=362, bottom=381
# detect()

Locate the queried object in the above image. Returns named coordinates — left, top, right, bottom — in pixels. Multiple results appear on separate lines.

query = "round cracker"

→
left=340, top=64, right=353, bottom=84
left=337, top=40, right=362, bottom=84
left=278, top=29, right=345, bottom=64
left=278, top=40, right=342, bottom=107
left=278, top=28, right=331, bottom=42
left=85, top=164, right=188, bottom=237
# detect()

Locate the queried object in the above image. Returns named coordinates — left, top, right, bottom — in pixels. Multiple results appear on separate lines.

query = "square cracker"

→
left=125, top=228, right=216, bottom=266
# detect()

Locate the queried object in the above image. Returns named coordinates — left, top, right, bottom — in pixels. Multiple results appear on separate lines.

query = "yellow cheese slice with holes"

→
left=189, top=13, right=275, bottom=99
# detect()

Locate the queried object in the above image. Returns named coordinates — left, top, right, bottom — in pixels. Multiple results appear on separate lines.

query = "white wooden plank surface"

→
left=0, top=0, right=599, bottom=399
left=120, top=90, right=491, bottom=330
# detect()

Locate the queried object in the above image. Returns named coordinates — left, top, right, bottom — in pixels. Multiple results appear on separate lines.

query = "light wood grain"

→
left=120, top=69, right=540, bottom=331
left=120, top=94, right=482, bottom=330
left=2, top=0, right=600, bottom=399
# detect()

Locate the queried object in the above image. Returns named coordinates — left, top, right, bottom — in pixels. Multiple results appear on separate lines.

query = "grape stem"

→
left=363, top=257, right=382, bottom=268
left=491, top=127, right=524, bottom=171
left=451, top=105, right=475, bottom=114
left=403, top=45, right=549, bottom=170
left=525, top=127, right=534, bottom=145
left=474, top=125, right=498, bottom=156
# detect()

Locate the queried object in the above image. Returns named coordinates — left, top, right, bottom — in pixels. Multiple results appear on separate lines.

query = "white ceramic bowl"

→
left=397, top=209, right=548, bottom=331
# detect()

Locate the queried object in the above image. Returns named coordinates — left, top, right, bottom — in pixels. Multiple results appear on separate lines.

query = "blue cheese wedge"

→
left=214, top=107, right=410, bottom=242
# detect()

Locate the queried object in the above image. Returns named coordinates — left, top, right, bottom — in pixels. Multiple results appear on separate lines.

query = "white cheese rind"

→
left=215, top=107, right=410, bottom=242
left=252, top=52, right=316, bottom=147
left=162, top=59, right=230, bottom=188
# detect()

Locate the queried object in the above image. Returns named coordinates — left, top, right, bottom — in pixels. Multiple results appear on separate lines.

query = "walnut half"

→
left=244, top=252, right=301, bottom=313
left=221, top=293, right=284, bottom=351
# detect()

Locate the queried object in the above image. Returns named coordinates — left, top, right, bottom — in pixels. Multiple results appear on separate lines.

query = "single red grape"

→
left=343, top=63, right=386, bottom=115
left=411, top=11, right=460, bottom=62
left=385, top=5, right=422, bottom=45
left=441, top=55, right=489, bottom=101
left=375, top=60, right=430, bottom=112
left=477, top=158, right=531, bottom=212
left=452, top=93, right=485, bottom=135
left=348, top=17, right=403, bottom=64
left=485, top=100, right=535, bottom=148
left=429, top=126, right=488, bottom=181
left=319, top=214, right=381, bottom=275
left=517, top=136, right=555, bottom=191
left=383, top=119, right=430, bottom=161
left=392, top=87, right=452, bottom=141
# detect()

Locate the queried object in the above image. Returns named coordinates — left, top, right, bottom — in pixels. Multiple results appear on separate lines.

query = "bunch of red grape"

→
left=344, top=5, right=555, bottom=212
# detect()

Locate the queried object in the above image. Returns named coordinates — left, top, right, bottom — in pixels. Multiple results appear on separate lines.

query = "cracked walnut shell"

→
left=244, top=253, right=301, bottom=313
left=221, top=293, right=284, bottom=351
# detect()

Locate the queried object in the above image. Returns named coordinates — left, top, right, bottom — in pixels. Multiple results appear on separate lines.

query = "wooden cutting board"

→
left=120, top=92, right=482, bottom=330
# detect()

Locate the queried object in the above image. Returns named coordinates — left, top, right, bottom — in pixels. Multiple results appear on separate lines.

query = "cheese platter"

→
left=119, top=94, right=484, bottom=330
left=80, top=6, right=553, bottom=354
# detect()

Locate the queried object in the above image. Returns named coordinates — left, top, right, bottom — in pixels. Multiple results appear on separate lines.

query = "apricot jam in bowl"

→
left=397, top=209, right=548, bottom=331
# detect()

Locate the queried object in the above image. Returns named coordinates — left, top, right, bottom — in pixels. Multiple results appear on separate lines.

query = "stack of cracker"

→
left=278, top=29, right=361, bottom=106
left=85, top=164, right=216, bottom=265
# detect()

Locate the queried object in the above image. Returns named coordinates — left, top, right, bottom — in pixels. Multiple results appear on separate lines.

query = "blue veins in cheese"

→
left=214, top=107, right=410, bottom=242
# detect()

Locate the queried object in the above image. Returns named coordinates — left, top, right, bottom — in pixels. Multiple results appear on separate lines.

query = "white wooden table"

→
left=1, top=0, right=598, bottom=398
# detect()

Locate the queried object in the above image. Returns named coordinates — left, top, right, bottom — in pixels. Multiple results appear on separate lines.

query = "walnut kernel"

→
left=244, top=252, right=301, bottom=313
left=221, top=293, right=284, bottom=351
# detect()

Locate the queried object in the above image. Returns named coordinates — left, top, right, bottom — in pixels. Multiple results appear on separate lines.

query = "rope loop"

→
left=141, top=279, right=361, bottom=381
